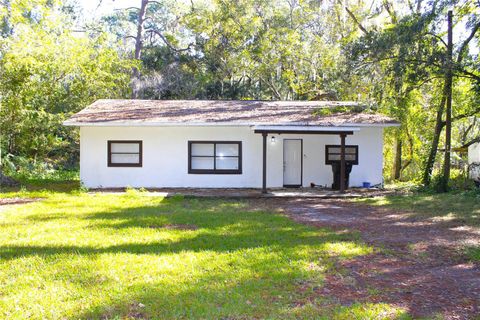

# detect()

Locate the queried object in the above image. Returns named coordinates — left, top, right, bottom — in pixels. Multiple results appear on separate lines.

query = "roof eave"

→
left=63, top=120, right=400, bottom=127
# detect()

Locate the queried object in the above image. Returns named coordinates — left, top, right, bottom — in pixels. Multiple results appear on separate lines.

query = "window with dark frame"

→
left=325, top=145, right=358, bottom=165
left=108, top=141, right=142, bottom=167
left=188, top=141, right=242, bottom=174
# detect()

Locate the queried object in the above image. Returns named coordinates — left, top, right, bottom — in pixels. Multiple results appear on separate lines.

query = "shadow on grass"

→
left=0, top=196, right=384, bottom=318
left=2, top=192, right=439, bottom=319
left=75, top=266, right=409, bottom=320
left=0, top=215, right=358, bottom=261
left=0, top=179, right=81, bottom=196
left=1, top=196, right=368, bottom=261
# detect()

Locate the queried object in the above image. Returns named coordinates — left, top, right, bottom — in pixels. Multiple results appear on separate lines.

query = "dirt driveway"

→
left=271, top=198, right=480, bottom=319
left=0, top=198, right=41, bottom=206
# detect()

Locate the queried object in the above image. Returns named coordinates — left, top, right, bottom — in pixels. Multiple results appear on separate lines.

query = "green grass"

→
left=465, top=246, right=480, bottom=262
left=355, top=191, right=480, bottom=262
left=0, top=186, right=406, bottom=319
left=0, top=175, right=81, bottom=198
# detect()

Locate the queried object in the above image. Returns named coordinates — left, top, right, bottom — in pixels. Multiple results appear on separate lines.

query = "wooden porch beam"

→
left=262, top=132, right=267, bottom=194
left=340, top=133, right=347, bottom=193
left=254, top=129, right=354, bottom=135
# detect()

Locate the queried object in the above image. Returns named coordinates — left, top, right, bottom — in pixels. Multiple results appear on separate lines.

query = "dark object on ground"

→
left=330, top=162, right=353, bottom=190
left=0, top=172, right=19, bottom=187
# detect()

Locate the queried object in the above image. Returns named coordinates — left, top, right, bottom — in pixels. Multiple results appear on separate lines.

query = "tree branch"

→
left=345, top=7, right=369, bottom=34
left=143, top=16, right=153, bottom=23
left=356, top=55, right=443, bottom=70
left=383, top=0, right=397, bottom=24
left=258, top=75, right=282, bottom=100
left=457, top=21, right=480, bottom=64
left=461, top=137, right=480, bottom=149
left=426, top=32, right=447, bottom=48
left=114, top=7, right=140, bottom=11
left=404, top=76, right=442, bottom=92
left=457, top=68, right=480, bottom=82
left=461, top=119, right=476, bottom=144
left=145, top=29, right=192, bottom=53
left=146, top=1, right=163, bottom=7
left=441, top=106, right=480, bottom=125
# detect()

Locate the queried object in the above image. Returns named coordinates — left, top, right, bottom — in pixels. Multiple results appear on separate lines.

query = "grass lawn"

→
left=0, top=183, right=407, bottom=319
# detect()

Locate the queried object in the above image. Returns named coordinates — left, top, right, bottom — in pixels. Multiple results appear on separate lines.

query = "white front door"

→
left=283, top=139, right=303, bottom=187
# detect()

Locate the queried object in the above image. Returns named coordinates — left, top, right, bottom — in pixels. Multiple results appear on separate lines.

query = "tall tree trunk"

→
left=392, top=89, right=405, bottom=181
left=131, top=0, right=149, bottom=98
left=393, top=138, right=402, bottom=180
left=422, top=85, right=447, bottom=186
left=134, top=0, right=148, bottom=61
left=440, top=10, right=453, bottom=192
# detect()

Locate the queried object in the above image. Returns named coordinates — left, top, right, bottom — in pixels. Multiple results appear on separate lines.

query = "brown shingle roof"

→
left=64, top=99, right=399, bottom=126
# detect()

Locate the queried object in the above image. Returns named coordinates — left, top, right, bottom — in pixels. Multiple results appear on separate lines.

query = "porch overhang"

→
left=253, top=125, right=360, bottom=135
left=253, top=125, right=360, bottom=195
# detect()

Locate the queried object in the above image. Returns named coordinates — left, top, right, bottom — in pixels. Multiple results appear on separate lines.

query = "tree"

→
left=346, top=0, right=480, bottom=186
left=0, top=0, right=134, bottom=175
left=102, top=0, right=193, bottom=98
left=439, top=10, right=453, bottom=192
left=181, top=0, right=371, bottom=100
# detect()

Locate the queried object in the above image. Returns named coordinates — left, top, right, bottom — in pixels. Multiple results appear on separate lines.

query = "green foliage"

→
left=1, top=154, right=78, bottom=180
left=176, top=0, right=367, bottom=100
left=346, top=0, right=480, bottom=185
left=0, top=0, right=135, bottom=174
left=430, top=174, right=451, bottom=193
left=448, top=168, right=477, bottom=190
left=428, top=169, right=476, bottom=192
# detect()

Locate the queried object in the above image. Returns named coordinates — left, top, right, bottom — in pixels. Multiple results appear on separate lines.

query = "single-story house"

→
left=64, top=99, right=399, bottom=192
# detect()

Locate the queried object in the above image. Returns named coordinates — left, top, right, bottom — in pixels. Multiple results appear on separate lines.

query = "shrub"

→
left=429, top=168, right=477, bottom=193
left=1, top=154, right=78, bottom=181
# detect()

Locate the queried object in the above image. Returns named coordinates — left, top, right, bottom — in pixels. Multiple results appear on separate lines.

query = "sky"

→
left=77, top=0, right=134, bottom=19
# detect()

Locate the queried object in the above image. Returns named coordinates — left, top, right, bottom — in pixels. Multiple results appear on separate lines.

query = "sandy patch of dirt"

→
left=263, top=198, right=480, bottom=319
left=0, top=198, right=43, bottom=206
left=149, top=224, right=198, bottom=230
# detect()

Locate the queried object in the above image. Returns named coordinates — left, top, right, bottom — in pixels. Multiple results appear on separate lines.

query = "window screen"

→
left=189, top=141, right=242, bottom=174
left=325, top=145, right=358, bottom=165
left=108, top=141, right=142, bottom=167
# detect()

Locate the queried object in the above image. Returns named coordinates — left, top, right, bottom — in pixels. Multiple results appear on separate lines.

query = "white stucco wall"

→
left=80, top=125, right=384, bottom=188
left=468, top=142, right=480, bottom=180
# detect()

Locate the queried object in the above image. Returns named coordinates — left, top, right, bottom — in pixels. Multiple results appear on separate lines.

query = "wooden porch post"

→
left=340, top=133, right=346, bottom=193
left=262, top=132, right=267, bottom=194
